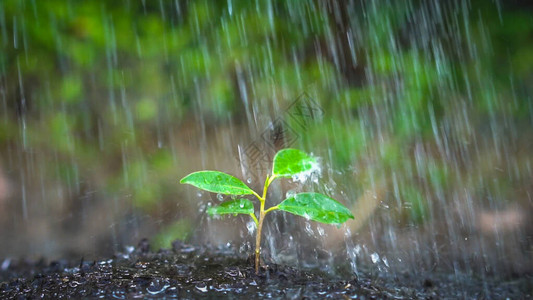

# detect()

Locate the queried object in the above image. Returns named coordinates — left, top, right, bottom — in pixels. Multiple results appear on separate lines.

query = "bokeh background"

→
left=1, top=0, right=532, bottom=277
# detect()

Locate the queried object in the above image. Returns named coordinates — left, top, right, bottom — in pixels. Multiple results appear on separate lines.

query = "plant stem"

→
left=254, top=174, right=277, bottom=274
left=250, top=190, right=262, bottom=202
left=254, top=208, right=265, bottom=273
left=249, top=213, right=259, bottom=226
left=264, top=205, right=278, bottom=214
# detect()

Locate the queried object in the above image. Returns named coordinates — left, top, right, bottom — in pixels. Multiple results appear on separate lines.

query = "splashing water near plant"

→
left=180, top=148, right=354, bottom=273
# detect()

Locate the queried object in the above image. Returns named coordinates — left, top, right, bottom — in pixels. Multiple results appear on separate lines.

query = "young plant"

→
left=180, top=148, right=354, bottom=273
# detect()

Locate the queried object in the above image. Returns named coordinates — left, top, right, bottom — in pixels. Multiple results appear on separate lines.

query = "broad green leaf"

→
left=272, top=149, right=317, bottom=178
left=278, top=192, right=354, bottom=224
left=180, top=171, right=254, bottom=195
left=207, top=199, right=255, bottom=216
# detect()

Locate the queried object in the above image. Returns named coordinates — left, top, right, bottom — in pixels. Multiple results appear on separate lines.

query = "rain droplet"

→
left=146, top=279, right=170, bottom=295
left=1, top=259, right=11, bottom=271
left=125, top=246, right=135, bottom=254
left=195, top=282, right=208, bottom=293
left=285, top=190, right=296, bottom=198
left=304, top=222, right=314, bottom=235
left=112, top=290, right=126, bottom=299
left=371, top=252, right=380, bottom=264
left=246, top=221, right=256, bottom=234
left=224, top=268, right=240, bottom=277
left=382, top=256, right=390, bottom=268
left=316, top=226, right=325, bottom=236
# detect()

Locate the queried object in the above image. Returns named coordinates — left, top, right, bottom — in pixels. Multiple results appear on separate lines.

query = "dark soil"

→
left=0, top=239, right=531, bottom=299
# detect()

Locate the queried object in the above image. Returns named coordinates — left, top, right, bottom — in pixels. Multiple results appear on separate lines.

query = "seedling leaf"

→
left=180, top=171, right=254, bottom=195
left=272, top=148, right=316, bottom=177
left=278, top=192, right=354, bottom=224
left=207, top=199, right=255, bottom=215
left=178, top=149, right=353, bottom=274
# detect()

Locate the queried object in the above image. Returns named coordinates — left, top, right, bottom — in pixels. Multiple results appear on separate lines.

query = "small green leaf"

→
left=278, top=192, right=354, bottom=224
left=207, top=199, right=255, bottom=215
left=272, top=149, right=317, bottom=178
left=180, top=171, right=254, bottom=195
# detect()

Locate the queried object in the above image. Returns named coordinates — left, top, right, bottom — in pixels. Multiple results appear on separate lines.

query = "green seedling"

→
left=180, top=148, right=354, bottom=273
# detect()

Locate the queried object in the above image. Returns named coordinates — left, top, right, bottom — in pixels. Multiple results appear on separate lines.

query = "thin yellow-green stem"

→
left=260, top=175, right=269, bottom=201
left=254, top=209, right=265, bottom=273
left=250, top=190, right=262, bottom=202
left=264, top=206, right=278, bottom=214
left=249, top=213, right=258, bottom=226
left=254, top=174, right=278, bottom=274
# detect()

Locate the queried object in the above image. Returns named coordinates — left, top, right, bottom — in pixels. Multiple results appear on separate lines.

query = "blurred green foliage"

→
left=151, top=219, right=192, bottom=251
left=0, top=0, right=531, bottom=249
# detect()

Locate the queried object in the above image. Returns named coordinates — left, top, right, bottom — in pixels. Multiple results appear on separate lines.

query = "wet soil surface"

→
left=0, top=239, right=531, bottom=299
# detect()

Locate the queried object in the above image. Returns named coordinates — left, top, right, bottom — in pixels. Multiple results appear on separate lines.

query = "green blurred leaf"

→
left=48, top=113, right=75, bottom=153
left=278, top=192, right=354, bottom=224
left=136, top=99, right=158, bottom=121
left=403, top=187, right=427, bottom=224
left=180, top=171, right=254, bottom=195
left=151, top=219, right=192, bottom=251
left=207, top=199, right=254, bottom=216
left=272, top=149, right=316, bottom=178
left=60, top=75, right=83, bottom=102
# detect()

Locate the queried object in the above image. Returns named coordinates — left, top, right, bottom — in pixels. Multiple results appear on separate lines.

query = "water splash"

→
left=291, top=157, right=321, bottom=184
